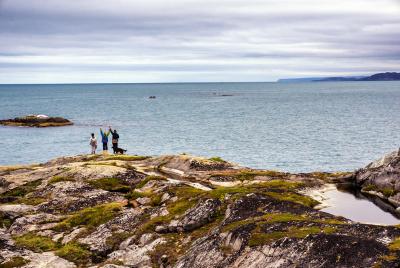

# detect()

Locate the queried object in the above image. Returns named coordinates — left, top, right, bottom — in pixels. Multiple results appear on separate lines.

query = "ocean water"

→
left=1, top=82, right=400, bottom=172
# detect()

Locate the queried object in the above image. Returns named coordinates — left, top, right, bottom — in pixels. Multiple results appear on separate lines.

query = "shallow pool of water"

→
left=303, top=184, right=400, bottom=225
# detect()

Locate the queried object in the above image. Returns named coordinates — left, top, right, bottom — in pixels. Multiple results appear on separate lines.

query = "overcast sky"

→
left=0, top=0, right=399, bottom=83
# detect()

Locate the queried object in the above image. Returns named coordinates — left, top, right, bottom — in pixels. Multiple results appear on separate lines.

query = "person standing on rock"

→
left=89, top=133, right=97, bottom=154
left=109, top=127, right=119, bottom=154
left=100, top=128, right=110, bottom=153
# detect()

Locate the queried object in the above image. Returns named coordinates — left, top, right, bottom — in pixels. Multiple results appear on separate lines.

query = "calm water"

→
left=1, top=82, right=400, bottom=172
left=304, top=184, right=400, bottom=225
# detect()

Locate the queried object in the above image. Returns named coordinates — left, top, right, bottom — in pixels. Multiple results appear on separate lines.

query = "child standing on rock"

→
left=89, top=133, right=97, bottom=154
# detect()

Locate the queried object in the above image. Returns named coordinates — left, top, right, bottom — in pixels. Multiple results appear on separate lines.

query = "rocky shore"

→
left=0, top=115, right=73, bottom=127
left=0, top=153, right=400, bottom=267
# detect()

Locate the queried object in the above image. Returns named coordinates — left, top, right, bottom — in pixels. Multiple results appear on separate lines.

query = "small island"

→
left=0, top=115, right=73, bottom=127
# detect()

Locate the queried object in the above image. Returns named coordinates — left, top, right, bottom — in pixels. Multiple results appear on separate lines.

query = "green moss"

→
left=389, top=237, right=400, bottom=251
left=362, top=184, right=378, bottom=192
left=89, top=177, right=131, bottom=193
left=150, top=194, right=163, bottom=206
left=137, top=199, right=197, bottom=235
left=222, top=212, right=345, bottom=233
left=55, top=202, right=123, bottom=231
left=363, top=184, right=395, bottom=197
left=135, top=175, right=167, bottom=189
left=248, top=226, right=325, bottom=247
left=16, top=196, right=47, bottom=206
left=48, top=176, right=75, bottom=184
left=0, top=212, right=13, bottom=228
left=265, top=191, right=320, bottom=207
left=55, top=242, right=91, bottom=265
left=125, top=190, right=148, bottom=200
left=105, top=231, right=132, bottom=250
left=104, top=155, right=150, bottom=161
left=206, top=186, right=251, bottom=200
left=13, top=233, right=59, bottom=252
left=148, top=233, right=182, bottom=266
left=211, top=170, right=289, bottom=182
left=0, top=256, right=29, bottom=268
left=0, top=180, right=42, bottom=198
left=209, top=157, right=226, bottom=163
left=382, top=188, right=395, bottom=197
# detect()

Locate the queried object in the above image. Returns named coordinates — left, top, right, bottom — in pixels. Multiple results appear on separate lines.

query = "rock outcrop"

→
left=0, top=153, right=399, bottom=267
left=354, top=150, right=400, bottom=210
left=0, top=115, right=73, bottom=127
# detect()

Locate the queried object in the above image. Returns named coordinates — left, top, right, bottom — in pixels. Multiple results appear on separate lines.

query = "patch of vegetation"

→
left=265, top=191, right=320, bottom=207
left=0, top=212, right=13, bottom=228
left=150, top=194, right=163, bottom=206
left=125, top=190, right=149, bottom=200
left=363, top=184, right=395, bottom=197
left=13, top=233, right=58, bottom=252
left=105, top=231, right=132, bottom=251
left=135, top=175, right=167, bottom=189
left=0, top=164, right=39, bottom=174
left=84, top=161, right=118, bottom=167
left=55, top=242, right=92, bottom=265
left=380, top=254, right=398, bottom=261
left=54, top=202, right=123, bottom=231
left=389, top=237, right=400, bottom=251
left=363, top=184, right=378, bottom=192
left=204, top=180, right=305, bottom=201
left=248, top=226, right=334, bottom=247
left=137, top=198, right=197, bottom=235
left=209, top=157, right=226, bottom=163
left=222, top=212, right=345, bottom=233
left=381, top=188, right=395, bottom=197
left=0, top=256, right=29, bottom=268
left=211, top=170, right=288, bottom=182
left=149, top=233, right=182, bottom=266
left=89, top=177, right=131, bottom=193
left=309, top=172, right=351, bottom=181
left=104, top=155, right=150, bottom=161
left=48, top=176, right=75, bottom=184
left=16, top=196, right=47, bottom=206
left=0, top=180, right=42, bottom=199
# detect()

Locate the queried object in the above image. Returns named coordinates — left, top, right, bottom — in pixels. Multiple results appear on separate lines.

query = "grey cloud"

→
left=0, top=0, right=399, bottom=83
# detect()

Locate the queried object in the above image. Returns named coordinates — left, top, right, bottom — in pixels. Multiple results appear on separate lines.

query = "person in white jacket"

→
left=89, top=133, right=97, bottom=154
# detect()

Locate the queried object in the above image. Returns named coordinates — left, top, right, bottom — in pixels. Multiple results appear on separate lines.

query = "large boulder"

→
left=355, top=150, right=400, bottom=208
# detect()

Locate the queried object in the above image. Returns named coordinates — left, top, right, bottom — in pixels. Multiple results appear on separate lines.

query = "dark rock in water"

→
left=0, top=115, right=73, bottom=127
left=149, top=96, right=156, bottom=99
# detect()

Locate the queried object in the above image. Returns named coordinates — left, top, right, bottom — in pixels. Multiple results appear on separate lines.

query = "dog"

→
left=114, top=147, right=127, bottom=154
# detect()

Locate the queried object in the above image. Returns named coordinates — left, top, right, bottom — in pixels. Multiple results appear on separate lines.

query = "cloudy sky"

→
left=0, top=0, right=399, bottom=83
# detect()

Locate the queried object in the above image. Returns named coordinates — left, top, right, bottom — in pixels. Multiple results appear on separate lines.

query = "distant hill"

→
left=278, top=72, right=400, bottom=82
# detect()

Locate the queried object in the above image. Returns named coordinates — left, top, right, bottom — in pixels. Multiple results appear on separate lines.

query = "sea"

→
left=1, top=82, right=400, bottom=172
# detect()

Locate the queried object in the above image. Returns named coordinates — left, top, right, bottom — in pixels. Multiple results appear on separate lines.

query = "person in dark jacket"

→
left=109, top=127, right=119, bottom=154
left=100, top=128, right=110, bottom=153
